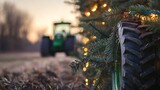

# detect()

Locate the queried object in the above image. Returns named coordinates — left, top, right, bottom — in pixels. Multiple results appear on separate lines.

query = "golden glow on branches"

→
left=140, top=16, right=146, bottom=21
left=150, top=13, right=159, bottom=21
left=137, top=13, right=159, bottom=23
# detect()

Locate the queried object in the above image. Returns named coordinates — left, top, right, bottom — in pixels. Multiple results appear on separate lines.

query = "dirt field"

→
left=0, top=52, right=74, bottom=73
left=0, top=52, right=88, bottom=90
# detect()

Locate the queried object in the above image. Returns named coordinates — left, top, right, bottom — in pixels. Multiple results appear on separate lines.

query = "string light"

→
left=108, top=8, right=112, bottom=12
left=83, top=38, right=89, bottom=44
left=85, top=11, right=91, bottom=17
left=102, top=22, right=106, bottom=25
left=86, top=82, right=89, bottom=86
left=92, top=36, right=97, bottom=39
left=92, top=79, right=96, bottom=86
left=85, top=78, right=89, bottom=82
left=83, top=67, right=87, bottom=71
left=140, top=15, right=146, bottom=23
left=91, top=4, right=98, bottom=12
left=85, top=62, right=89, bottom=67
left=84, top=47, right=88, bottom=52
left=84, top=52, right=88, bottom=56
left=85, top=78, right=89, bottom=86
left=102, top=3, right=107, bottom=8
left=150, top=13, right=158, bottom=21
left=150, top=13, right=157, bottom=18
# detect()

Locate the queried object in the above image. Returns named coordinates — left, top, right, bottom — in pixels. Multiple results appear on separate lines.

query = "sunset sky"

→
left=0, top=0, right=79, bottom=43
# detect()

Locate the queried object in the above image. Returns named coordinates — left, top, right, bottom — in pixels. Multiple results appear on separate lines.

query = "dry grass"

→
left=0, top=53, right=90, bottom=90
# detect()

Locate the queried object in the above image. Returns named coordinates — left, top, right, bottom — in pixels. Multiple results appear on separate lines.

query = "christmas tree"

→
left=67, top=0, right=160, bottom=90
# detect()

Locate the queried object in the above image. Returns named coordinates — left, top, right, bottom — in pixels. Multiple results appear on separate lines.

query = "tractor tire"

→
left=117, top=21, right=157, bottom=90
left=64, top=35, right=75, bottom=56
left=40, top=36, right=51, bottom=57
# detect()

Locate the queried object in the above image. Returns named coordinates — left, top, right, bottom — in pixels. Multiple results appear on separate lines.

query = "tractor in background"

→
left=40, top=21, right=75, bottom=57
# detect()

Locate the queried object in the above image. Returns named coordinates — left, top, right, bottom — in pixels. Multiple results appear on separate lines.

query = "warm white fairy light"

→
left=85, top=78, right=89, bottom=82
left=83, top=67, right=87, bottom=71
left=85, top=62, right=89, bottom=68
left=108, top=8, right=111, bottom=12
left=102, top=21, right=106, bottom=25
left=102, top=3, right=107, bottom=7
left=91, top=4, right=98, bottom=12
left=83, top=38, right=89, bottom=44
left=85, top=11, right=91, bottom=17
left=93, top=36, right=97, bottom=39
left=92, top=79, right=96, bottom=86
left=84, top=47, right=88, bottom=52
left=86, top=82, right=89, bottom=86
left=84, top=52, right=88, bottom=56
left=150, top=13, right=158, bottom=21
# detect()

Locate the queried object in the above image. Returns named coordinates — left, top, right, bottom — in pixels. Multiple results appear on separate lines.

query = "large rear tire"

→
left=64, top=35, right=75, bottom=56
left=40, top=36, right=51, bottom=57
left=114, top=21, right=157, bottom=90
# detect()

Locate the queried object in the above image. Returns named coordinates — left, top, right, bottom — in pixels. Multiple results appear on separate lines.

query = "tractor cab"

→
left=54, top=22, right=71, bottom=38
left=52, top=22, right=71, bottom=51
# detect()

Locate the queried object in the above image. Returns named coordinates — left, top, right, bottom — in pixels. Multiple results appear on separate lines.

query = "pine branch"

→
left=89, top=23, right=109, bottom=38
left=104, top=31, right=118, bottom=62
left=145, top=20, right=160, bottom=31
left=80, top=15, right=103, bottom=22
left=88, top=38, right=107, bottom=55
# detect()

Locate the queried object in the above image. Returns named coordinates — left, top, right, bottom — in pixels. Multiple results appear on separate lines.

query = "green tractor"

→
left=40, top=21, right=75, bottom=57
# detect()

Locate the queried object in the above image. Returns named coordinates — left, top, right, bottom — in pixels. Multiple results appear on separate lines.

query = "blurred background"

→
left=0, top=0, right=80, bottom=52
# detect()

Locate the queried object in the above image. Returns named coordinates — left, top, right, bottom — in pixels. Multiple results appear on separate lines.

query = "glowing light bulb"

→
left=84, top=48, right=88, bottom=52
left=93, top=36, right=97, bottom=39
left=85, top=11, right=91, bottom=17
left=85, top=78, right=89, bottom=82
left=150, top=13, right=158, bottom=21
left=92, top=79, right=96, bottom=86
left=102, top=22, right=106, bottom=25
left=150, top=13, right=157, bottom=18
left=83, top=38, right=89, bottom=44
left=86, top=62, right=89, bottom=67
left=140, top=16, right=145, bottom=21
left=83, top=67, right=87, bottom=71
left=102, top=3, right=107, bottom=7
left=93, top=80, right=96, bottom=84
left=86, top=82, right=89, bottom=86
left=108, top=8, right=111, bottom=12
left=84, top=52, right=88, bottom=56
left=91, top=4, right=98, bottom=12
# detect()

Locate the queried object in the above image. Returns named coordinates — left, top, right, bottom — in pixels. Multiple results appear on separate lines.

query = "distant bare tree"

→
left=2, top=2, right=31, bottom=38
left=0, top=2, right=32, bottom=51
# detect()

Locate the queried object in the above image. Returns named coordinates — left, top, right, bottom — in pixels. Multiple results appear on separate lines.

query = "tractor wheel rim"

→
left=112, top=61, right=122, bottom=90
